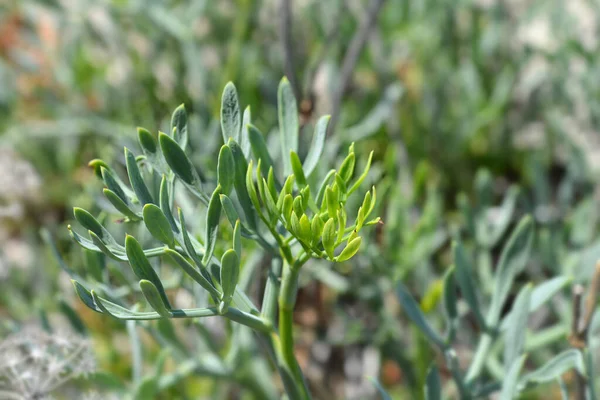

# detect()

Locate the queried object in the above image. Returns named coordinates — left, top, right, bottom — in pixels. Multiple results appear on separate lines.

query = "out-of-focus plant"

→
left=66, top=79, right=379, bottom=399
left=393, top=213, right=599, bottom=399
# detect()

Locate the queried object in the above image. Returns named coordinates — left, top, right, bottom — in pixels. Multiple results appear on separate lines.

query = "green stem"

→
left=277, top=262, right=311, bottom=399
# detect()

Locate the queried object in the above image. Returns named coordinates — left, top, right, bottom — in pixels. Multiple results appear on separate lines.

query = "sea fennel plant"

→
left=67, top=78, right=378, bottom=399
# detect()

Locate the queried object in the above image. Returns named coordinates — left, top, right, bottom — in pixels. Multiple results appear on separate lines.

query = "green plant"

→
left=66, top=78, right=378, bottom=399
left=393, top=211, right=599, bottom=399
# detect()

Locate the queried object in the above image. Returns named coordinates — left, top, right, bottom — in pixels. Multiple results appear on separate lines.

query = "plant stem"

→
left=278, top=261, right=311, bottom=399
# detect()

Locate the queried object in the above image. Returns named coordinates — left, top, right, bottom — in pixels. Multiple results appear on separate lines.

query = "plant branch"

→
left=328, top=0, right=386, bottom=136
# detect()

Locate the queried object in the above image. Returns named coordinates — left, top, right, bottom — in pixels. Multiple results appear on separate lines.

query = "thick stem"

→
left=277, top=263, right=311, bottom=399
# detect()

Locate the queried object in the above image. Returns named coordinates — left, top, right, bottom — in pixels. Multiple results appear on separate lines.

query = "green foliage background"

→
left=1, top=0, right=600, bottom=398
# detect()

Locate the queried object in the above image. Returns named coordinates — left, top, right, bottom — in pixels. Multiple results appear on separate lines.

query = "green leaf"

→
left=339, top=152, right=356, bottom=183
left=336, top=237, right=361, bottom=262
left=278, top=175, right=295, bottom=209
left=528, top=276, right=571, bottom=314
left=282, top=194, right=294, bottom=223
left=316, top=170, right=336, bottom=208
left=504, top=284, right=532, bottom=369
left=278, top=77, right=299, bottom=176
left=143, top=204, right=175, bottom=247
left=500, top=276, right=570, bottom=330
left=500, top=355, right=527, bottom=400
left=134, top=375, right=159, bottom=400
left=158, top=132, right=201, bottom=189
left=72, top=280, right=101, bottom=312
left=171, top=104, right=188, bottom=148
left=101, top=167, right=128, bottom=204
left=424, top=365, right=441, bottom=400
left=203, top=187, right=222, bottom=265
left=221, top=82, right=241, bottom=143
left=293, top=196, right=304, bottom=217
left=103, top=189, right=141, bottom=221
left=520, top=350, right=586, bottom=387
left=477, top=186, right=519, bottom=248
left=311, top=216, right=324, bottom=245
left=138, top=127, right=157, bottom=154
left=140, top=279, right=172, bottom=318
left=298, top=214, right=312, bottom=242
left=325, top=186, right=338, bottom=218
left=334, top=173, right=347, bottom=196
left=290, top=151, right=306, bottom=187
left=73, top=207, right=104, bottom=238
left=88, top=158, right=110, bottom=179
left=248, top=124, right=275, bottom=178
left=303, top=115, right=330, bottom=177
left=348, top=151, right=374, bottom=195
left=233, top=220, right=241, bottom=256
left=396, top=282, right=446, bottom=350
left=125, top=147, right=154, bottom=206
left=453, top=241, right=487, bottom=329
left=322, top=218, right=336, bottom=259
left=164, top=248, right=218, bottom=298
left=89, top=231, right=122, bottom=261
left=220, top=249, right=240, bottom=311
left=73, top=207, right=123, bottom=249
left=488, top=216, right=534, bottom=325
left=229, top=138, right=257, bottom=229
left=261, top=178, right=279, bottom=221
left=125, top=235, right=170, bottom=308
left=290, top=212, right=301, bottom=236
left=138, top=128, right=168, bottom=175
left=217, top=145, right=235, bottom=195
left=245, top=160, right=262, bottom=211
left=159, top=176, right=178, bottom=233
left=220, top=194, right=241, bottom=227
left=240, top=106, right=252, bottom=158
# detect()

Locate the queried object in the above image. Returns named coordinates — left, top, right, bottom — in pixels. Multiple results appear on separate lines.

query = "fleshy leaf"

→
left=303, top=115, right=330, bottom=177
left=453, top=241, right=486, bottom=329
left=488, top=216, right=534, bottom=325
left=504, top=284, right=532, bottom=369
left=248, top=124, right=275, bottom=178
left=290, top=151, right=306, bottom=187
left=396, top=282, right=446, bottom=350
left=336, top=237, right=361, bottom=262
left=217, top=145, right=235, bottom=195
left=220, top=249, right=240, bottom=312
left=170, top=104, right=188, bottom=148
left=229, top=138, right=257, bottom=229
left=278, top=77, right=299, bottom=176
left=202, top=187, right=222, bottom=265
left=139, top=279, right=172, bottom=318
left=500, top=355, right=527, bottom=400
left=143, top=204, right=175, bottom=247
left=125, top=235, right=171, bottom=308
left=221, top=82, right=241, bottom=143
left=125, top=147, right=154, bottom=206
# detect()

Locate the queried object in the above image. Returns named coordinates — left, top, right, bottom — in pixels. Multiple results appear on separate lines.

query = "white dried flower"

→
left=0, top=327, right=96, bottom=400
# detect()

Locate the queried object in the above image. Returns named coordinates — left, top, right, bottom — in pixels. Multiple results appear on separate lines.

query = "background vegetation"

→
left=1, top=0, right=600, bottom=398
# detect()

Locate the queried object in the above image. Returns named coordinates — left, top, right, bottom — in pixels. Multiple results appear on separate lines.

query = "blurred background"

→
left=2, top=0, right=600, bottom=398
